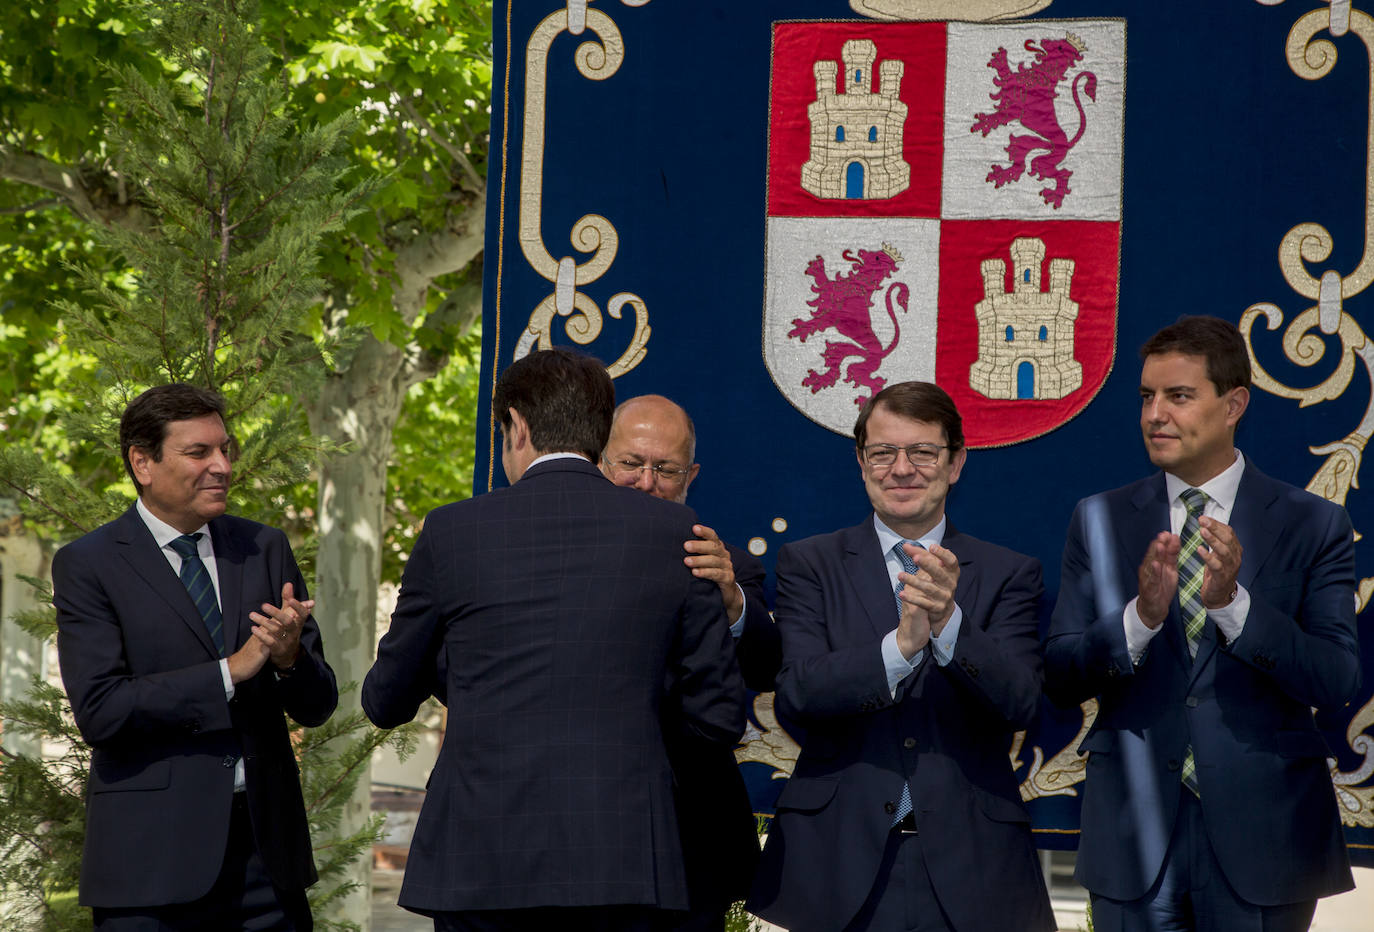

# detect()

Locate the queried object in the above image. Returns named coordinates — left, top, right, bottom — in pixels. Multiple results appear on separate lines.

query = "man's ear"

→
left=1224, top=386, right=1250, bottom=429
left=506, top=408, right=531, bottom=451
left=128, top=446, right=154, bottom=490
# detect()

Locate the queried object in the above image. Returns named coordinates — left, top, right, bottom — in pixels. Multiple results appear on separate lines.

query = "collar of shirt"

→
left=135, top=497, right=213, bottom=564
left=527, top=451, right=591, bottom=470
left=1164, top=449, right=1245, bottom=533
left=874, top=513, right=947, bottom=591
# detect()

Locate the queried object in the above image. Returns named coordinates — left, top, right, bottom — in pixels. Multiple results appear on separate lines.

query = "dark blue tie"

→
left=169, top=533, right=225, bottom=656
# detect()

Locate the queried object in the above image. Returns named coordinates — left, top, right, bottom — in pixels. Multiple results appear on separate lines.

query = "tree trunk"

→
left=0, top=517, right=50, bottom=758
left=307, top=337, right=409, bottom=931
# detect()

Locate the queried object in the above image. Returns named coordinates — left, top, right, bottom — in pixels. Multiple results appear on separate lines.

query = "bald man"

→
left=603, top=395, right=781, bottom=932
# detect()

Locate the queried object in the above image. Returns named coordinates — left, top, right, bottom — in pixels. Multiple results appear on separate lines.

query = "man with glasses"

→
left=602, top=394, right=781, bottom=931
left=747, top=381, right=1054, bottom=932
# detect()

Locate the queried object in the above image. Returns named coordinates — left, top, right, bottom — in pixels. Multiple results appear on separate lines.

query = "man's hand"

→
left=684, top=524, right=744, bottom=623
left=1137, top=532, right=1181, bottom=628
left=1198, top=517, right=1243, bottom=609
left=895, top=543, right=960, bottom=659
left=227, top=637, right=271, bottom=685
left=248, top=582, right=313, bottom=671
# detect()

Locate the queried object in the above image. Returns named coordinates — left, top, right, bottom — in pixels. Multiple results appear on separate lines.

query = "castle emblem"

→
left=970, top=34, right=1098, bottom=209
left=801, top=39, right=910, bottom=200
left=969, top=238, right=1082, bottom=400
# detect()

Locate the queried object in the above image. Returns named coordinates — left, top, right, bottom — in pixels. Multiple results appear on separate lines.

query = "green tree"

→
left=1, top=2, right=490, bottom=925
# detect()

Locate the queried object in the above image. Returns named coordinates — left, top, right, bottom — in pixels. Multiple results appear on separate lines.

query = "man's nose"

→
left=634, top=468, right=656, bottom=491
left=891, top=450, right=918, bottom=474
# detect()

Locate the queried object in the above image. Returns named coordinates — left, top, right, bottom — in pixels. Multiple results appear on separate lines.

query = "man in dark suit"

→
left=362, top=349, right=746, bottom=932
left=747, top=382, right=1054, bottom=932
left=601, top=394, right=782, bottom=931
left=1045, top=316, right=1360, bottom=931
left=54, top=383, right=337, bottom=931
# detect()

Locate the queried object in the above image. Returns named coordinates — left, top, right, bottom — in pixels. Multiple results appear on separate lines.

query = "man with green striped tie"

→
left=1045, top=316, right=1361, bottom=931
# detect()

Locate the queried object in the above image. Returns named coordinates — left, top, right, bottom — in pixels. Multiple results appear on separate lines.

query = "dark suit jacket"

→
left=53, top=507, right=337, bottom=908
left=747, top=519, right=1055, bottom=932
left=362, top=457, right=746, bottom=914
left=1045, top=464, right=1360, bottom=905
left=667, top=543, right=780, bottom=916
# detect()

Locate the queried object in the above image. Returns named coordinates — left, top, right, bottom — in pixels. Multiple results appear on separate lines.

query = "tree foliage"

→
left=0, top=1, right=464, bottom=926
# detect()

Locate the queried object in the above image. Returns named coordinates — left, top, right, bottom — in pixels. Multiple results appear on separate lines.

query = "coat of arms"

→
left=763, top=19, right=1125, bottom=445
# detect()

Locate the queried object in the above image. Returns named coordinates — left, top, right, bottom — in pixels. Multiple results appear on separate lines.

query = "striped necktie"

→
left=890, top=540, right=922, bottom=825
left=169, top=533, right=225, bottom=657
left=1176, top=488, right=1208, bottom=797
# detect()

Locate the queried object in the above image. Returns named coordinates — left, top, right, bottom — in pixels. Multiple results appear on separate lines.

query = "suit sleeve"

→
left=667, top=572, right=748, bottom=746
left=54, top=542, right=234, bottom=749
left=1044, top=499, right=1138, bottom=708
left=363, top=521, right=444, bottom=729
left=942, top=552, right=1045, bottom=730
left=1222, top=500, right=1360, bottom=710
left=269, top=536, right=337, bottom=728
left=773, top=542, right=897, bottom=725
left=731, top=549, right=782, bottom=692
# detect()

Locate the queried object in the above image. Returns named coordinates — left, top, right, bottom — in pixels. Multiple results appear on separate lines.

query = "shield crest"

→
left=763, top=19, right=1124, bottom=446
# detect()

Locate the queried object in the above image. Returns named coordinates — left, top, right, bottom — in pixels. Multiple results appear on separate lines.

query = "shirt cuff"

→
left=1209, top=584, right=1250, bottom=644
left=729, top=584, right=747, bottom=637
left=882, top=629, right=925, bottom=697
left=1123, top=597, right=1162, bottom=664
left=929, top=604, right=963, bottom=667
left=219, top=658, right=235, bottom=700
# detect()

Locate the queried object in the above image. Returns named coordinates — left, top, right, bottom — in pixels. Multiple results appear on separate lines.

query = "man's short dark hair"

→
left=1140, top=316, right=1252, bottom=395
left=854, top=382, right=964, bottom=452
left=120, top=384, right=228, bottom=490
left=493, top=348, right=615, bottom=461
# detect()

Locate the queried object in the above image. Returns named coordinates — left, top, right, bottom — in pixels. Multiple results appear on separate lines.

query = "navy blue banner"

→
left=478, top=0, right=1374, bottom=863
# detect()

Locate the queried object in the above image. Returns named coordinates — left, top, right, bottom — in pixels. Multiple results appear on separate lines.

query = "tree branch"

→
left=0, top=146, right=152, bottom=232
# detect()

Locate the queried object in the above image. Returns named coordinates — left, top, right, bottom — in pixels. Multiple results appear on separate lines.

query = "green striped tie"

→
left=169, top=533, right=225, bottom=657
left=1177, top=488, right=1208, bottom=797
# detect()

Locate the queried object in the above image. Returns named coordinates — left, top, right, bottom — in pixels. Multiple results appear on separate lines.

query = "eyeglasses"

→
left=862, top=444, right=948, bottom=468
left=603, top=457, right=691, bottom=485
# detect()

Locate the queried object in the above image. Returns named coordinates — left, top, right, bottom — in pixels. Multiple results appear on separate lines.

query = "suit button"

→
left=1185, top=697, right=1198, bottom=708
left=222, top=755, right=237, bottom=768
left=903, top=738, right=916, bottom=749
left=188, top=721, right=201, bottom=734
left=884, top=801, right=897, bottom=815
left=1167, top=759, right=1180, bottom=771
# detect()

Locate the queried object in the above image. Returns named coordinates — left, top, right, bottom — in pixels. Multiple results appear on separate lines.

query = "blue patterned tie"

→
left=169, top=533, right=225, bottom=656
left=1176, top=488, right=1208, bottom=797
left=890, top=540, right=921, bottom=825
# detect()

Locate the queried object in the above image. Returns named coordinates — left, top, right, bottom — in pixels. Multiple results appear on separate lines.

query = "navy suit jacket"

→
left=747, top=518, right=1054, bottom=932
left=1045, top=464, right=1360, bottom=905
left=362, top=458, right=746, bottom=914
left=54, top=507, right=337, bottom=908
left=667, top=543, right=780, bottom=913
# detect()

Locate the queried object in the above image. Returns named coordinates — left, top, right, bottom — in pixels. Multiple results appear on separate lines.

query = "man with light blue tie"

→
left=747, top=381, right=1054, bottom=932
left=1045, top=316, right=1360, bottom=931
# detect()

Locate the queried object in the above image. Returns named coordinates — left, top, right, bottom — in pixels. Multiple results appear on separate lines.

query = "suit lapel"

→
left=842, top=520, right=901, bottom=642
left=113, top=507, right=219, bottom=658
left=1186, top=462, right=1281, bottom=684
left=942, top=526, right=979, bottom=612
left=209, top=517, right=246, bottom=652
left=1228, top=463, right=1281, bottom=590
